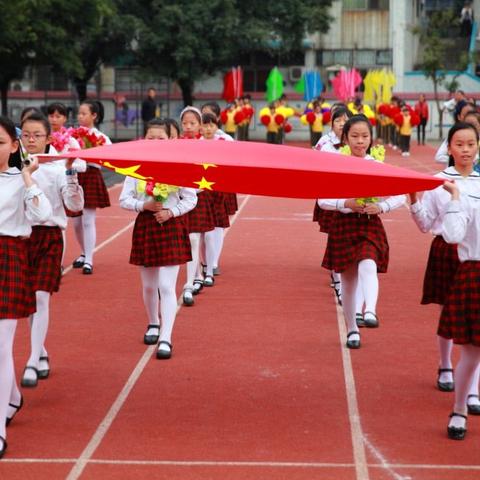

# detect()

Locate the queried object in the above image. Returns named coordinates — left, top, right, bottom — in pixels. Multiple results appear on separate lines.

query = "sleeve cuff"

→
left=410, top=201, right=422, bottom=214
left=24, top=185, right=44, bottom=201
left=447, top=199, right=461, bottom=212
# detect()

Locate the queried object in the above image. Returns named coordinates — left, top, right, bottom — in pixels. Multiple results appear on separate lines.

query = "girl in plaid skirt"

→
left=410, top=122, right=480, bottom=409
left=72, top=100, right=112, bottom=275
left=179, top=107, right=216, bottom=306
left=19, top=113, right=84, bottom=388
left=318, top=115, right=405, bottom=349
left=436, top=126, right=480, bottom=440
left=314, top=107, right=353, bottom=305
left=0, top=116, right=52, bottom=458
left=119, top=119, right=197, bottom=359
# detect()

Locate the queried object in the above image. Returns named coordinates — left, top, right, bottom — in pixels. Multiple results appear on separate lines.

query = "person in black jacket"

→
left=141, top=88, right=159, bottom=135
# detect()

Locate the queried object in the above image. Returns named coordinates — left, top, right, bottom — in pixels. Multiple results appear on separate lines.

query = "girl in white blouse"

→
left=0, top=116, right=52, bottom=458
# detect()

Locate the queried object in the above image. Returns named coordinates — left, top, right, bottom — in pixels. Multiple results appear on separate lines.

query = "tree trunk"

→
left=1, top=81, right=9, bottom=116
left=177, top=78, right=194, bottom=107
left=74, top=78, right=88, bottom=103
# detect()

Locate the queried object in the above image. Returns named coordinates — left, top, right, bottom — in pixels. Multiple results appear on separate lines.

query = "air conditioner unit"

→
left=289, top=66, right=304, bottom=83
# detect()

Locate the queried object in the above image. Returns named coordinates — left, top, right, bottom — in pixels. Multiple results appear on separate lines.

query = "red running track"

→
left=1, top=143, right=480, bottom=479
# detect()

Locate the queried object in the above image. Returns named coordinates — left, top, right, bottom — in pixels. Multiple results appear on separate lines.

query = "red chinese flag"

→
left=47, top=139, right=443, bottom=199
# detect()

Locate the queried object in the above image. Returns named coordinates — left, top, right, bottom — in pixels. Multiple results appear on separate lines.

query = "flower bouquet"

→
left=72, top=126, right=106, bottom=149
left=51, top=127, right=77, bottom=152
left=137, top=180, right=179, bottom=202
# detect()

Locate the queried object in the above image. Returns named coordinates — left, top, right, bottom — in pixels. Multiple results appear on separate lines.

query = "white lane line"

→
left=65, top=195, right=251, bottom=480
left=334, top=300, right=370, bottom=480
left=6, top=458, right=480, bottom=471
left=363, top=436, right=411, bottom=480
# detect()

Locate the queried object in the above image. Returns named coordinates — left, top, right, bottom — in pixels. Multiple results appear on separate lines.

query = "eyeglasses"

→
left=21, top=133, right=47, bottom=141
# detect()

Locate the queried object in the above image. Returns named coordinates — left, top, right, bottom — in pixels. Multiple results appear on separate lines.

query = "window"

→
left=354, top=50, right=377, bottom=66
left=343, top=0, right=388, bottom=10
left=376, top=49, right=392, bottom=65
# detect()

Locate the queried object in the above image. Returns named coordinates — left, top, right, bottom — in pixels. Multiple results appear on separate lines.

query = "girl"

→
left=441, top=175, right=480, bottom=439
left=0, top=116, right=52, bottom=457
left=20, top=113, right=84, bottom=387
left=180, top=107, right=216, bottom=305
left=200, top=112, right=231, bottom=286
left=144, top=118, right=170, bottom=140
left=72, top=100, right=112, bottom=275
left=313, top=107, right=352, bottom=304
left=318, top=115, right=405, bottom=349
left=119, top=119, right=197, bottom=358
left=410, top=123, right=480, bottom=405
left=166, top=118, right=180, bottom=139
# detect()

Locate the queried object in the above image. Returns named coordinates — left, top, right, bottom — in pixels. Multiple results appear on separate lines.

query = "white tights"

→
left=72, top=208, right=97, bottom=265
left=203, top=228, right=222, bottom=276
left=0, top=319, right=20, bottom=440
left=140, top=266, right=180, bottom=344
left=27, top=291, right=50, bottom=369
left=184, top=232, right=201, bottom=290
left=356, top=259, right=378, bottom=314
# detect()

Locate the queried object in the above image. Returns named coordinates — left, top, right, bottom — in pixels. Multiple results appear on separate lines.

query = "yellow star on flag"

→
left=194, top=177, right=215, bottom=190
left=103, top=162, right=152, bottom=180
left=196, top=163, right=218, bottom=170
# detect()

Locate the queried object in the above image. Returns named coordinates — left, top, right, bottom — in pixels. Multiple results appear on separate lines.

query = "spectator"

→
left=414, top=94, right=429, bottom=145
left=141, top=88, right=160, bottom=136
left=460, top=2, right=474, bottom=38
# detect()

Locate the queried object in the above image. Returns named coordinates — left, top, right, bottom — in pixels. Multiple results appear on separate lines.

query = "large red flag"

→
left=46, top=139, right=442, bottom=199
left=222, top=67, right=243, bottom=102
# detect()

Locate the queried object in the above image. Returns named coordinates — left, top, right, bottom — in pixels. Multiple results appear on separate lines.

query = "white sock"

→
left=358, top=259, right=378, bottom=315
left=451, top=345, right=480, bottom=427
left=0, top=319, right=18, bottom=440
left=158, top=266, right=180, bottom=345
left=355, top=278, right=364, bottom=316
left=82, top=208, right=97, bottom=265
left=212, top=227, right=225, bottom=269
left=467, top=363, right=480, bottom=403
left=204, top=230, right=217, bottom=277
left=438, top=335, right=454, bottom=383
left=72, top=215, right=85, bottom=255
left=24, top=291, right=50, bottom=382
left=341, top=265, right=359, bottom=338
left=140, top=267, right=160, bottom=335
left=184, top=232, right=201, bottom=290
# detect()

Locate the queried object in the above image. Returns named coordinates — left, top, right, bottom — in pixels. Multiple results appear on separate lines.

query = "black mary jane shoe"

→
left=203, top=275, right=215, bottom=287
left=0, top=435, right=7, bottom=459
left=467, top=394, right=480, bottom=415
left=346, top=331, right=361, bottom=349
left=6, top=396, right=23, bottom=427
left=356, top=313, right=365, bottom=328
left=82, top=263, right=93, bottom=275
left=447, top=412, right=467, bottom=440
left=38, top=356, right=50, bottom=380
left=156, top=341, right=172, bottom=360
left=192, top=279, right=204, bottom=295
left=363, top=311, right=379, bottom=328
left=72, top=254, right=85, bottom=269
left=437, top=368, right=454, bottom=392
left=143, top=325, right=160, bottom=345
left=21, top=366, right=39, bottom=388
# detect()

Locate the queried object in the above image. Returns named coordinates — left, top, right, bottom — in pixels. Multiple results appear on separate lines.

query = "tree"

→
left=412, top=10, right=464, bottom=139
left=125, top=0, right=333, bottom=106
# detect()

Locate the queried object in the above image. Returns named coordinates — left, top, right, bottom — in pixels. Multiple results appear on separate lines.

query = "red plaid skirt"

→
left=27, top=226, right=63, bottom=293
left=224, top=192, right=238, bottom=215
left=77, top=166, right=111, bottom=209
left=130, top=212, right=192, bottom=267
left=207, top=191, right=230, bottom=228
left=438, top=261, right=480, bottom=345
left=322, top=213, right=389, bottom=273
left=0, top=236, right=36, bottom=318
left=313, top=204, right=338, bottom=234
left=421, top=236, right=460, bottom=305
left=184, top=192, right=215, bottom=233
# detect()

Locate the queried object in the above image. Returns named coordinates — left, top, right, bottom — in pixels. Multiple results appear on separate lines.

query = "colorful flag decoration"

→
left=47, top=139, right=443, bottom=199
left=265, top=67, right=284, bottom=102
left=222, top=66, right=244, bottom=102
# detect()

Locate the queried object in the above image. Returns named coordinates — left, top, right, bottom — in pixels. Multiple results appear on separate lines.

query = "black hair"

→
left=243, top=94, right=251, bottom=101
left=21, top=112, right=51, bottom=136
left=330, top=102, right=348, bottom=114
left=447, top=121, right=479, bottom=167
left=464, top=110, right=480, bottom=124
left=47, top=102, right=68, bottom=117
left=20, top=107, right=43, bottom=123
left=81, top=100, right=104, bottom=126
left=331, top=107, right=353, bottom=124
left=455, top=101, right=476, bottom=122
left=201, top=102, right=221, bottom=118
left=341, top=114, right=373, bottom=153
left=0, top=116, right=21, bottom=169
left=146, top=118, right=170, bottom=137
left=165, top=118, right=180, bottom=138
left=201, top=112, right=219, bottom=126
